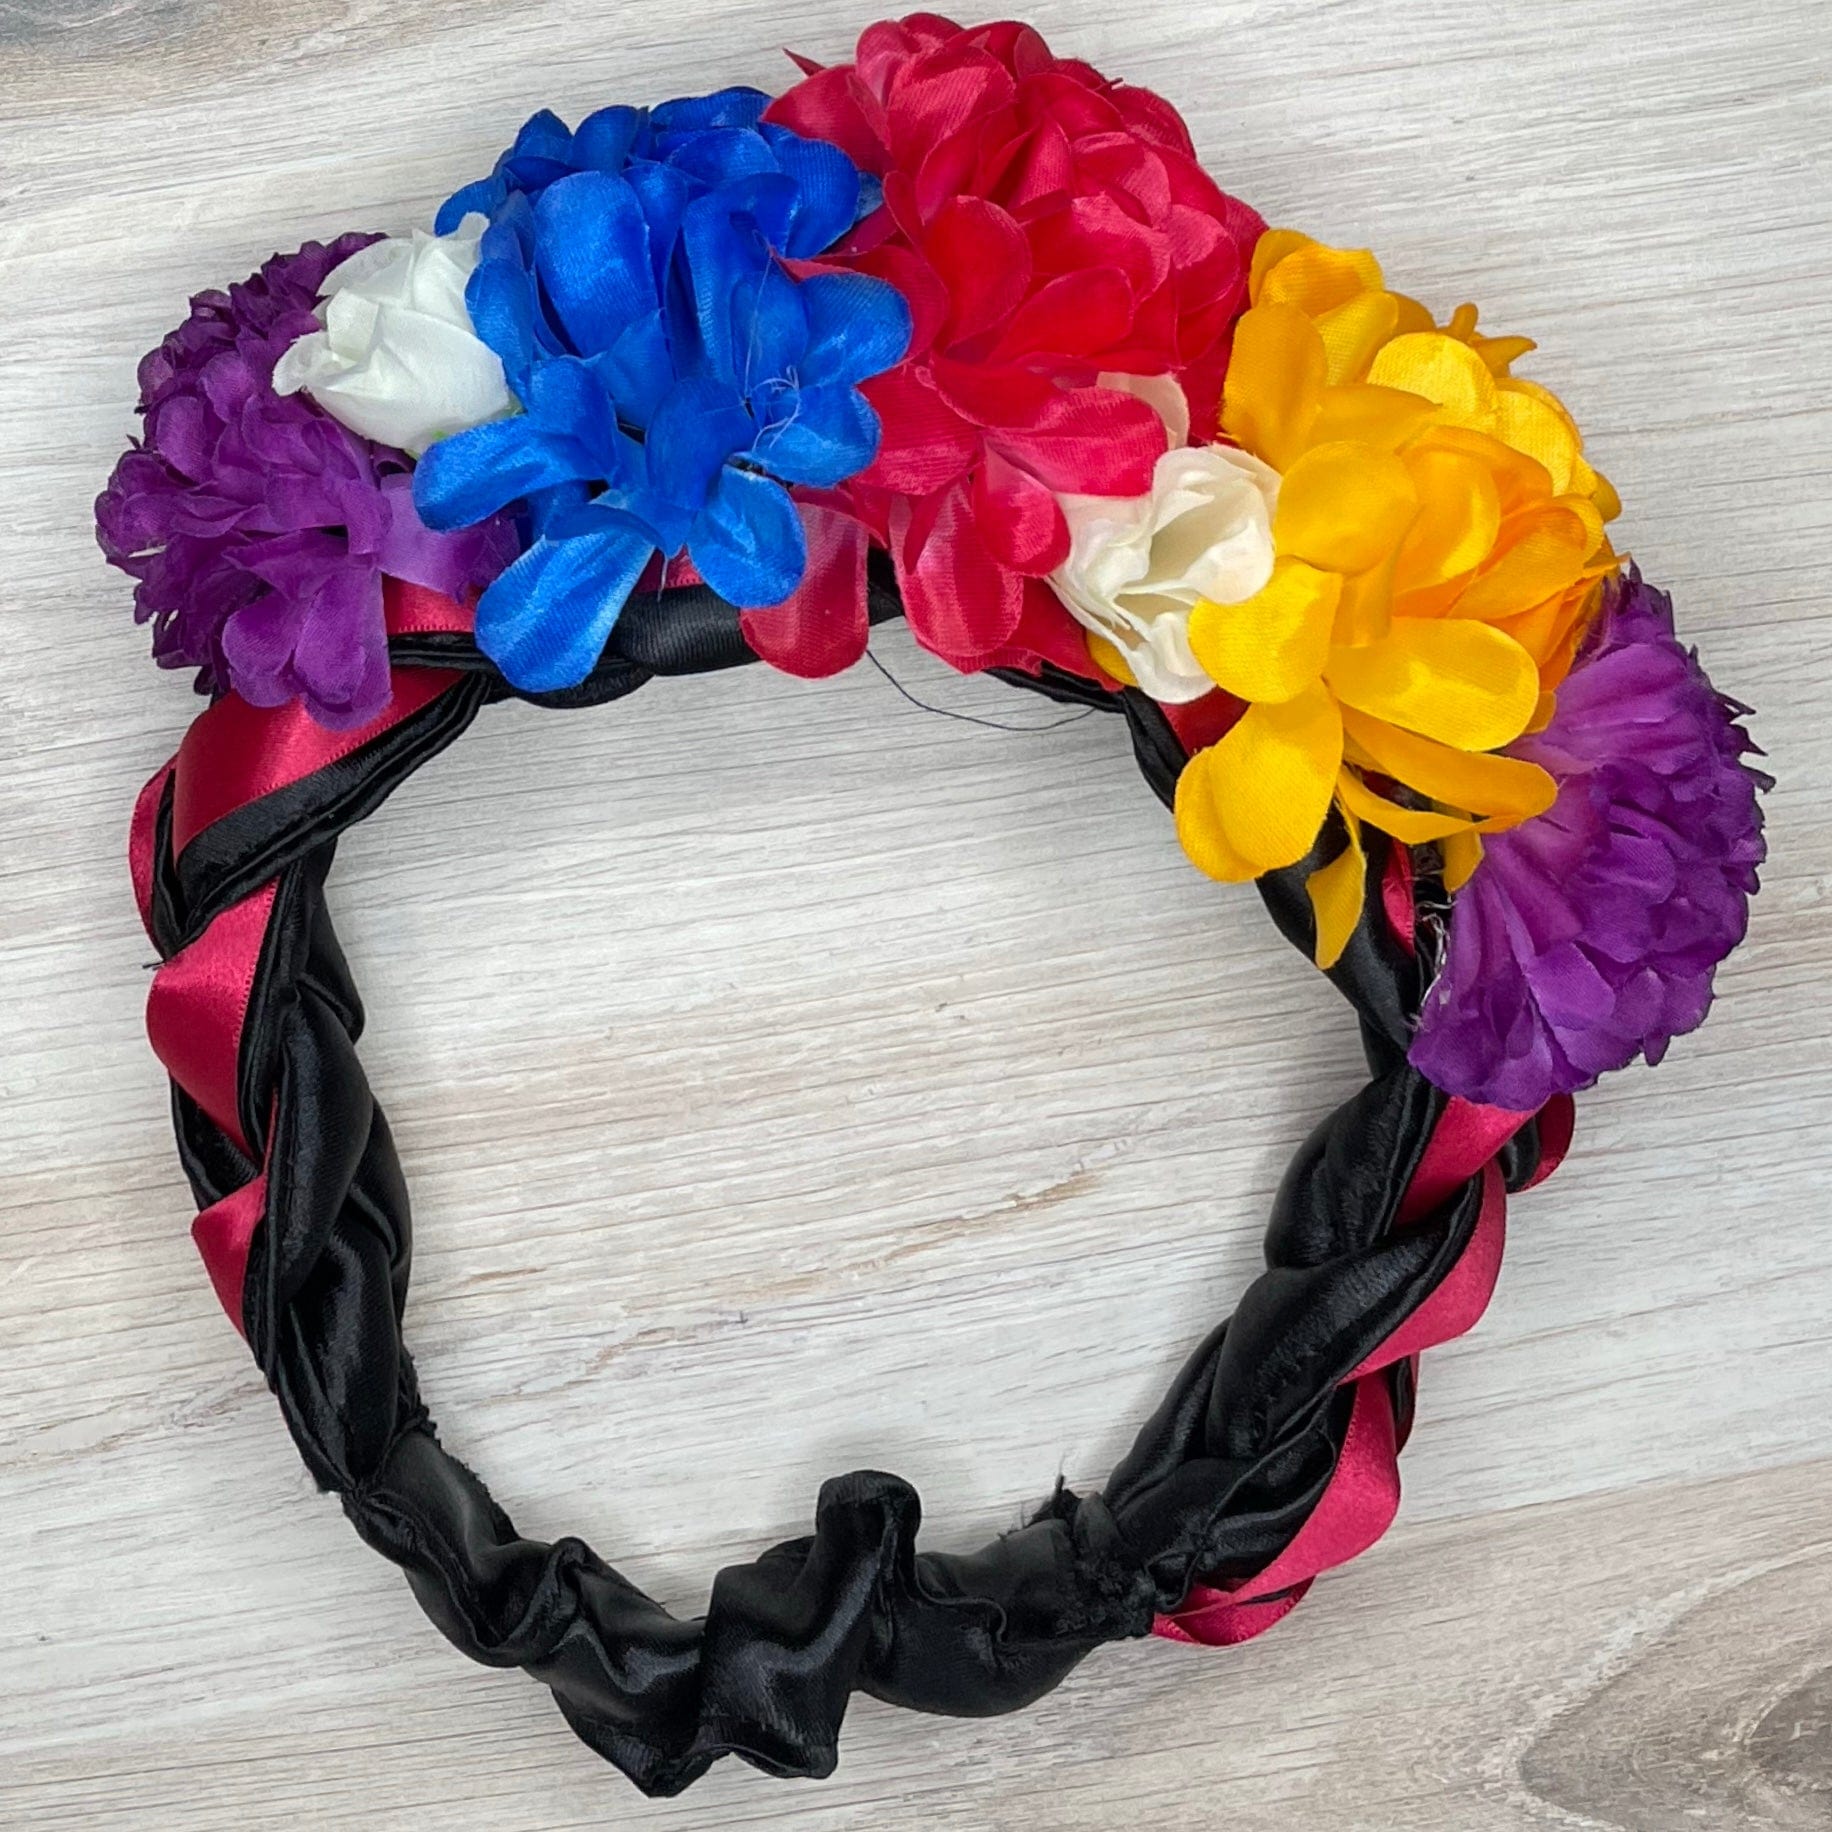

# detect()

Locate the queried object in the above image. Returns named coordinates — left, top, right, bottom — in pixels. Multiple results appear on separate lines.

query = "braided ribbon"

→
left=131, top=577, right=1570, bottom=1797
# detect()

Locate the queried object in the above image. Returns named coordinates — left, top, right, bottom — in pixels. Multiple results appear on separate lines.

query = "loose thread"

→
left=865, top=646, right=1096, bottom=734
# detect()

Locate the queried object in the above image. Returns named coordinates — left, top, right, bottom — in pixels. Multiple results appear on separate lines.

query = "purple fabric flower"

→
left=1409, top=571, right=1769, bottom=1111
left=96, top=237, right=515, bottom=728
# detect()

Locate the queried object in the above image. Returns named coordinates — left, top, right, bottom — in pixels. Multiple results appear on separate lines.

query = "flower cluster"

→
left=97, top=19, right=1765, bottom=1113
left=1171, top=233, right=1621, bottom=951
left=96, top=238, right=512, bottom=727
left=1410, top=574, right=1767, bottom=1108
left=756, top=14, right=1266, bottom=676
left=409, top=87, right=910, bottom=690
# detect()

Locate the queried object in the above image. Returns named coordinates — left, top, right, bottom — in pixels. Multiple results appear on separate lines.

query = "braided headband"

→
left=104, top=17, right=1768, bottom=1799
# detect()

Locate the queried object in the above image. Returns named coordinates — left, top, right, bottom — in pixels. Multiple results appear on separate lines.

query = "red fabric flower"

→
left=745, top=14, right=1265, bottom=679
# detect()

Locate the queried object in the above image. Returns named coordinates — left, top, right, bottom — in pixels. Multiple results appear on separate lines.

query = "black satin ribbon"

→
left=149, top=588, right=1542, bottom=1797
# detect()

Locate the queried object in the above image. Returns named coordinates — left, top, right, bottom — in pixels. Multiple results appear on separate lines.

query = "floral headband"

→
left=105, top=15, right=1767, bottom=1798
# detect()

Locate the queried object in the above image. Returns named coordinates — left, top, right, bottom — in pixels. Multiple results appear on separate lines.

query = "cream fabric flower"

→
left=1096, top=368, right=1191, bottom=452
left=272, top=213, right=516, bottom=456
left=1049, top=444, right=1281, bottom=702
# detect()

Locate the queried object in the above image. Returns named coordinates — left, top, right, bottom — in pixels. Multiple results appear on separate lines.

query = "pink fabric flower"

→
left=749, top=14, right=1265, bottom=678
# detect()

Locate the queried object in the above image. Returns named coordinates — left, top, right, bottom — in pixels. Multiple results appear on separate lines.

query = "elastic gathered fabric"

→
left=132, top=574, right=1563, bottom=1797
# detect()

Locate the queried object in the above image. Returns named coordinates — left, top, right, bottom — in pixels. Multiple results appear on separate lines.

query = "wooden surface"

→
left=3, top=2, right=1830, bottom=1826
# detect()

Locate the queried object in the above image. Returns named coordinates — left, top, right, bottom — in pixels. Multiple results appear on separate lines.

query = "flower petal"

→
left=753, top=381, right=882, bottom=488
left=1313, top=289, right=1399, bottom=384
left=924, top=196, right=1033, bottom=342
left=1273, top=441, right=1419, bottom=576
left=981, top=381, right=1166, bottom=496
left=990, top=268, right=1137, bottom=363
left=1327, top=617, right=1539, bottom=750
left=1439, top=827, right=1484, bottom=891
left=688, top=465, right=807, bottom=607
left=971, top=450, right=1068, bottom=572
left=1337, top=766, right=1485, bottom=844
left=878, top=32, right=1016, bottom=169
left=1367, top=330, right=1499, bottom=422
left=1493, top=381, right=1582, bottom=494
left=760, top=64, right=887, bottom=171
left=725, top=257, right=809, bottom=387
left=464, top=255, right=540, bottom=397
left=288, top=563, right=386, bottom=715
left=895, top=478, right=1025, bottom=663
left=1454, top=502, right=1598, bottom=622
left=1174, top=742, right=1259, bottom=881
left=533, top=171, right=657, bottom=354
left=1256, top=238, right=1384, bottom=315
left=414, top=415, right=592, bottom=530
left=595, top=309, right=674, bottom=427
left=571, top=103, right=645, bottom=172
left=643, top=375, right=754, bottom=511
left=1306, top=801, right=1366, bottom=970
left=739, top=502, right=872, bottom=676
left=677, top=179, right=798, bottom=375
left=857, top=365, right=978, bottom=492
left=474, top=516, right=654, bottom=690
left=797, top=271, right=912, bottom=387
left=1221, top=303, right=1325, bottom=471
left=1341, top=706, right=1556, bottom=823
left=219, top=586, right=308, bottom=702
left=437, top=175, right=507, bottom=237
left=1304, top=383, right=1434, bottom=453
left=1394, top=444, right=1502, bottom=589
left=372, top=473, right=516, bottom=599
left=1248, top=228, right=1317, bottom=300
left=1188, top=558, right=1338, bottom=703
left=1179, top=683, right=1344, bottom=876
left=766, top=126, right=864, bottom=257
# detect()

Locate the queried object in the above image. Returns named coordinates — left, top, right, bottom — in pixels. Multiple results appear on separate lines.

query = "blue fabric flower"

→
left=433, top=87, right=878, bottom=253
left=414, top=91, right=907, bottom=692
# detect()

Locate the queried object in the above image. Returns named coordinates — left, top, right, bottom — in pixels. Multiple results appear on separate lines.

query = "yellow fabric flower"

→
left=1171, top=231, right=1621, bottom=965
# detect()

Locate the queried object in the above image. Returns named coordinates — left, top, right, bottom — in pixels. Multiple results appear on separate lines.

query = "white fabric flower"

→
left=272, top=213, right=516, bottom=457
left=1048, top=444, right=1281, bottom=703
left=1096, top=368, right=1191, bottom=451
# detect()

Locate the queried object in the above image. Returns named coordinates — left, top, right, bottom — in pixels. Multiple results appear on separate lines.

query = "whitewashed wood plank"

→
left=2, top=0, right=1829, bottom=1823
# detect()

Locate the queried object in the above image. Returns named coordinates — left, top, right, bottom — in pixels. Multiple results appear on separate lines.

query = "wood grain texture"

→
left=2, top=1, right=1830, bottom=1825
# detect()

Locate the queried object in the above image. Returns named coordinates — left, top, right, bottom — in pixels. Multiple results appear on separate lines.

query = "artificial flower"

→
left=412, top=91, right=909, bottom=693
left=1172, top=231, right=1622, bottom=962
left=272, top=214, right=516, bottom=457
left=1049, top=444, right=1279, bottom=702
left=757, top=14, right=1265, bottom=677
left=95, top=239, right=513, bottom=728
left=1409, top=572, right=1767, bottom=1109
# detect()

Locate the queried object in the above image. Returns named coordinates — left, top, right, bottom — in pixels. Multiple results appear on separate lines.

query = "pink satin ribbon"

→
left=191, top=1174, right=269, bottom=1338
left=1153, top=1368, right=1401, bottom=1646
left=134, top=586, right=477, bottom=1330
left=1153, top=1088, right=1572, bottom=1645
left=144, top=883, right=277, bottom=1156
left=129, top=760, right=173, bottom=943
left=173, top=667, right=457, bottom=852
left=383, top=575, right=477, bottom=638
